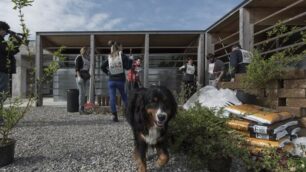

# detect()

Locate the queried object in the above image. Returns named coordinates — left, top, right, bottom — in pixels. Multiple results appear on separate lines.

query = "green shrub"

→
left=243, top=50, right=304, bottom=89
left=169, top=105, right=306, bottom=171
left=243, top=22, right=306, bottom=90
left=168, top=104, right=250, bottom=170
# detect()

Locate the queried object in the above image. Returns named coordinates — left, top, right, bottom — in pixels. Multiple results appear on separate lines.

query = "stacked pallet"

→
left=225, top=104, right=299, bottom=154
left=218, top=69, right=306, bottom=117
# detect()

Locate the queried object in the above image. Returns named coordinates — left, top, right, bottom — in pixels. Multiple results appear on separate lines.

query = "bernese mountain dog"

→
left=126, top=86, right=177, bottom=172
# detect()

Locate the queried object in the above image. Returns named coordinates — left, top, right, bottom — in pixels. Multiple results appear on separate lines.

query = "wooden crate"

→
left=278, top=89, right=306, bottom=98
left=277, top=106, right=302, bottom=117
left=218, top=81, right=243, bottom=90
left=284, top=79, right=306, bottom=89
left=282, top=69, right=306, bottom=80
left=286, top=98, right=306, bottom=107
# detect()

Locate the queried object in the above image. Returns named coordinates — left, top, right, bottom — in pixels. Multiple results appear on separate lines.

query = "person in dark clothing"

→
left=229, top=44, right=252, bottom=82
left=179, top=57, right=197, bottom=100
left=0, top=21, right=23, bottom=126
left=207, top=53, right=224, bottom=87
left=101, top=41, right=133, bottom=122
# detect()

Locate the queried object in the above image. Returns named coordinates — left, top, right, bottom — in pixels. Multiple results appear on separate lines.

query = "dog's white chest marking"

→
left=143, top=127, right=160, bottom=145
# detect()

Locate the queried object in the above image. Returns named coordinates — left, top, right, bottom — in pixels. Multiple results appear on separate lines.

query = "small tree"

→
left=243, top=22, right=306, bottom=89
left=0, top=0, right=65, bottom=144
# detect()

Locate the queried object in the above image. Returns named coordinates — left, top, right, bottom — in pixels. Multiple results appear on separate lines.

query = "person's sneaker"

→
left=112, top=112, right=119, bottom=122
left=79, top=110, right=86, bottom=115
left=113, top=116, right=119, bottom=122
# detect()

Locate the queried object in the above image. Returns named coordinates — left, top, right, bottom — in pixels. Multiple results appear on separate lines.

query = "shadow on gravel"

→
left=11, top=155, right=49, bottom=166
left=16, top=119, right=123, bottom=127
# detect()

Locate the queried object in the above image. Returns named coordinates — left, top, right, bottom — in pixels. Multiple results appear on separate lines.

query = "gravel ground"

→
left=0, top=107, right=194, bottom=172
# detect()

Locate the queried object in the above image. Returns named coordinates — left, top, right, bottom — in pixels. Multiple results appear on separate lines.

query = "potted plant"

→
left=0, top=0, right=65, bottom=166
left=0, top=92, right=34, bottom=167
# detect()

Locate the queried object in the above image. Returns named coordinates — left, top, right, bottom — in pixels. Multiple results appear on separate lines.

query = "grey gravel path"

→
left=0, top=107, right=192, bottom=172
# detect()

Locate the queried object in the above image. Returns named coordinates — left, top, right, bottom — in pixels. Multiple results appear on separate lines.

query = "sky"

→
left=1, top=0, right=243, bottom=38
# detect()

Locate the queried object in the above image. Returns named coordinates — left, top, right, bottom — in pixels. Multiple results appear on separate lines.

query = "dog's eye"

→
left=146, top=103, right=158, bottom=109
left=153, top=97, right=158, bottom=102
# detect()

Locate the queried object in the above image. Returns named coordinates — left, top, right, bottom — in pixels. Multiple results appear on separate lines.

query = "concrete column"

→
left=197, top=33, right=205, bottom=87
left=144, top=34, right=150, bottom=88
left=89, top=34, right=96, bottom=103
left=12, top=55, right=27, bottom=98
left=35, top=34, right=43, bottom=106
left=204, top=33, right=214, bottom=86
left=239, top=8, right=254, bottom=51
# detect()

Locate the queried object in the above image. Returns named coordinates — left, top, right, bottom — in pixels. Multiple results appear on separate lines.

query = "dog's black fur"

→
left=126, top=86, right=177, bottom=172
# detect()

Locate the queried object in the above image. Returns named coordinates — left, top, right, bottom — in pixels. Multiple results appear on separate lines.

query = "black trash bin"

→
left=67, top=89, right=79, bottom=112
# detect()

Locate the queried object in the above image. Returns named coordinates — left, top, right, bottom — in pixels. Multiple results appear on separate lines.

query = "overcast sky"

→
left=1, top=0, right=243, bottom=38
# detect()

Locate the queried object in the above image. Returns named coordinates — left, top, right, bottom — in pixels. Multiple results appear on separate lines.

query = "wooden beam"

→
left=197, top=33, right=205, bottom=87
left=240, top=8, right=254, bottom=50
left=254, top=11, right=306, bottom=36
left=89, top=34, right=96, bottom=103
left=214, top=31, right=239, bottom=45
left=254, top=26, right=306, bottom=46
left=143, top=34, right=149, bottom=88
left=214, top=41, right=239, bottom=53
left=35, top=34, right=43, bottom=106
left=205, top=33, right=214, bottom=85
left=254, top=0, right=304, bottom=25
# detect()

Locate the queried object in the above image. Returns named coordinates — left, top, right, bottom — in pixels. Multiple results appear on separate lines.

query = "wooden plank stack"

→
left=218, top=69, right=306, bottom=117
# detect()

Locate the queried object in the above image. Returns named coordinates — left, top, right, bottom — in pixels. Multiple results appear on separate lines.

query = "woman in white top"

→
left=75, top=47, right=90, bottom=114
left=179, top=57, right=196, bottom=100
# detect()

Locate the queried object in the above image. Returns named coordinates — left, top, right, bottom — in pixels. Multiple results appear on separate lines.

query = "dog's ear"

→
left=134, top=91, right=149, bottom=128
left=126, top=90, right=138, bottom=125
left=126, top=89, right=148, bottom=130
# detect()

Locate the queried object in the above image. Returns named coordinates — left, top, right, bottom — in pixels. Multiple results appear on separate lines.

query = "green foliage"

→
left=168, top=105, right=250, bottom=170
left=177, top=83, right=187, bottom=105
left=0, top=0, right=64, bottom=144
left=42, top=46, right=66, bottom=84
left=177, top=82, right=198, bottom=105
left=243, top=50, right=303, bottom=89
left=0, top=92, right=34, bottom=145
left=251, top=147, right=306, bottom=172
left=169, top=106, right=306, bottom=171
left=243, top=22, right=306, bottom=89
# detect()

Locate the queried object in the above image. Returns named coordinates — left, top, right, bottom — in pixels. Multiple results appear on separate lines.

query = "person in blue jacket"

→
left=101, top=41, right=132, bottom=122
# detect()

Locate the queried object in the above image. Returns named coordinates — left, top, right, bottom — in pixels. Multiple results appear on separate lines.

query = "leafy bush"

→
left=168, top=104, right=250, bottom=170
left=169, top=105, right=306, bottom=171
left=243, top=22, right=306, bottom=89
left=0, top=92, right=33, bottom=145
left=243, top=50, right=304, bottom=89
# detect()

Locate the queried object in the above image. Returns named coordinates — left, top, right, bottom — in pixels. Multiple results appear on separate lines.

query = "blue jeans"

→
left=76, top=77, right=89, bottom=111
left=108, top=80, right=128, bottom=113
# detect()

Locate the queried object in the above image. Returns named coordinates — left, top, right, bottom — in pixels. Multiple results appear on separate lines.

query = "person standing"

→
left=127, top=55, right=142, bottom=95
left=101, top=41, right=132, bottom=122
left=179, top=57, right=196, bottom=100
left=229, top=44, right=252, bottom=82
left=75, top=47, right=91, bottom=114
left=207, top=53, right=225, bottom=87
left=0, top=21, right=22, bottom=125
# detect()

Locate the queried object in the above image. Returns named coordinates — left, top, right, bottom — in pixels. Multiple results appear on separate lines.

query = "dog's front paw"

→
left=156, top=153, right=169, bottom=168
left=138, top=165, right=147, bottom=172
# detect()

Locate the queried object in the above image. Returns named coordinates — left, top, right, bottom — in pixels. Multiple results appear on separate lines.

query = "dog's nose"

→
left=157, top=114, right=166, bottom=122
